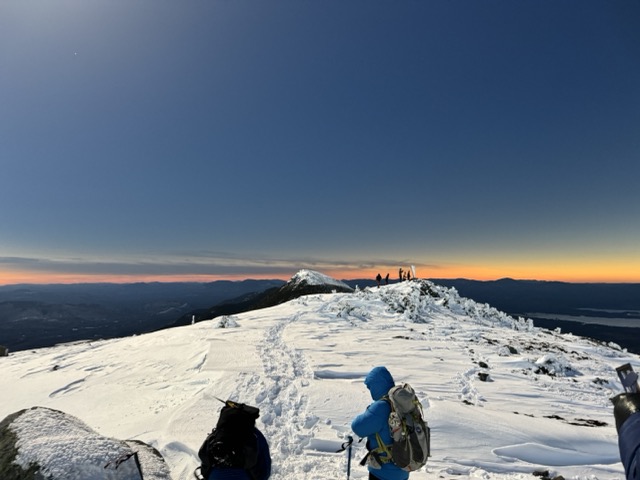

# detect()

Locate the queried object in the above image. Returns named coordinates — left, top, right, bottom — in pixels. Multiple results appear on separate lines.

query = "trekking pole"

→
left=338, top=435, right=353, bottom=480
left=347, top=435, right=353, bottom=479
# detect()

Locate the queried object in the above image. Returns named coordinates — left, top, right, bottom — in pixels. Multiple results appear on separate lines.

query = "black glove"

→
left=612, top=393, right=640, bottom=432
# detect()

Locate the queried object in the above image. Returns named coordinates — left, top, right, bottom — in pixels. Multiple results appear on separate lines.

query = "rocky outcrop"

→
left=0, top=407, right=171, bottom=480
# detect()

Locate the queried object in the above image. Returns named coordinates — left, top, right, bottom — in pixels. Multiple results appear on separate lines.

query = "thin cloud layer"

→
left=0, top=254, right=431, bottom=283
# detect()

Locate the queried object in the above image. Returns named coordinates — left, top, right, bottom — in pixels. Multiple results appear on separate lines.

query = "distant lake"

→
left=528, top=313, right=640, bottom=354
left=527, top=312, right=640, bottom=329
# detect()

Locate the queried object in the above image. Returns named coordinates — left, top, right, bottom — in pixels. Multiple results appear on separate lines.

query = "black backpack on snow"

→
left=197, top=398, right=261, bottom=480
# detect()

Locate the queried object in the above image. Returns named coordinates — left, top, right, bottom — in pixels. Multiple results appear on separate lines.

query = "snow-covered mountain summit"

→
left=253, top=268, right=353, bottom=309
left=1, top=275, right=637, bottom=479
left=289, top=269, right=352, bottom=290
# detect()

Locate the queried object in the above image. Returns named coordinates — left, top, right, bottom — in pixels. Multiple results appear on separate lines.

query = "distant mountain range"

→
left=0, top=280, right=284, bottom=352
left=431, top=278, right=640, bottom=314
left=1, top=277, right=639, bottom=354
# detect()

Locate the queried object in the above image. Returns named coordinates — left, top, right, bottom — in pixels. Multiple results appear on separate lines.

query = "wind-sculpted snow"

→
left=1, top=276, right=637, bottom=479
left=355, top=280, right=535, bottom=333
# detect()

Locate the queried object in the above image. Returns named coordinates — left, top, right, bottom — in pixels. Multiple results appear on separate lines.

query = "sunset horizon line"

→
left=1, top=271, right=639, bottom=287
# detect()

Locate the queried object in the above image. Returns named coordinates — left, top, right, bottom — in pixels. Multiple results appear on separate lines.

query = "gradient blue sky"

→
left=1, top=0, right=639, bottom=284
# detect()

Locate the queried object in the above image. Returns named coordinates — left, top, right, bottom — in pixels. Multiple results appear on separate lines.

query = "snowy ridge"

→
left=1, top=277, right=637, bottom=479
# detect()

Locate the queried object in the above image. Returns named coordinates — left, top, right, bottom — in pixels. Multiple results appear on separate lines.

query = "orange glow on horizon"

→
left=1, top=261, right=639, bottom=286
left=0, top=271, right=292, bottom=286
left=327, top=262, right=640, bottom=284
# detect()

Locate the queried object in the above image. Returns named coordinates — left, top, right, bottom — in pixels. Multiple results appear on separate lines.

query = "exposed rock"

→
left=0, top=407, right=170, bottom=480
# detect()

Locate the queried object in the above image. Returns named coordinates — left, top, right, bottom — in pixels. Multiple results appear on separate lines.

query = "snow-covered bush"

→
left=216, top=316, right=239, bottom=328
left=534, top=354, right=579, bottom=377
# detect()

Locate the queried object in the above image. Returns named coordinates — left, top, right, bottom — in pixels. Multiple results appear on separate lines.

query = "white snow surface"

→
left=2, top=276, right=638, bottom=480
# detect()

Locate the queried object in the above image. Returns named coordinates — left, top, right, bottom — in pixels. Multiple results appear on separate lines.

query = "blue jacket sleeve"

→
left=352, top=400, right=391, bottom=441
left=619, top=412, right=640, bottom=480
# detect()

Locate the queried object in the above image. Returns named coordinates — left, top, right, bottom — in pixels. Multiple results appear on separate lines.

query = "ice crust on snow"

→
left=1, top=273, right=637, bottom=480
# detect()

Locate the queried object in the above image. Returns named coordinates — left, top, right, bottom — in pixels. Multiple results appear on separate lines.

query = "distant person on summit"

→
left=351, top=366, right=409, bottom=480
left=376, top=273, right=382, bottom=287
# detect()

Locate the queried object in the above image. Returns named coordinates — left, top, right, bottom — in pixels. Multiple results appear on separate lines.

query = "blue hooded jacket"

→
left=619, top=412, right=640, bottom=480
left=351, top=366, right=410, bottom=480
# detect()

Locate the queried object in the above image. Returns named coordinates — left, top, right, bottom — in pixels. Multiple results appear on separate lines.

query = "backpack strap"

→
left=373, top=432, right=393, bottom=463
left=365, top=396, right=394, bottom=466
left=359, top=435, right=393, bottom=467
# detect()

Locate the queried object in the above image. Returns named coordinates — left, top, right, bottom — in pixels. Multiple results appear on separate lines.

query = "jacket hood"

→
left=364, top=366, right=395, bottom=400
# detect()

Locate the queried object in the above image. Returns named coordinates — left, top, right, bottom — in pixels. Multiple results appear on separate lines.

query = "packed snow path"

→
left=2, top=279, right=636, bottom=479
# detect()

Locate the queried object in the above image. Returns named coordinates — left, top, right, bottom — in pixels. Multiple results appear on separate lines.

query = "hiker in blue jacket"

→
left=208, top=428, right=271, bottom=480
left=613, top=392, right=640, bottom=480
left=352, top=366, right=409, bottom=480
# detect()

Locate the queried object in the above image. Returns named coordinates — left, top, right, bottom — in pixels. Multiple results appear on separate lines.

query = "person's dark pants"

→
left=369, top=474, right=382, bottom=480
